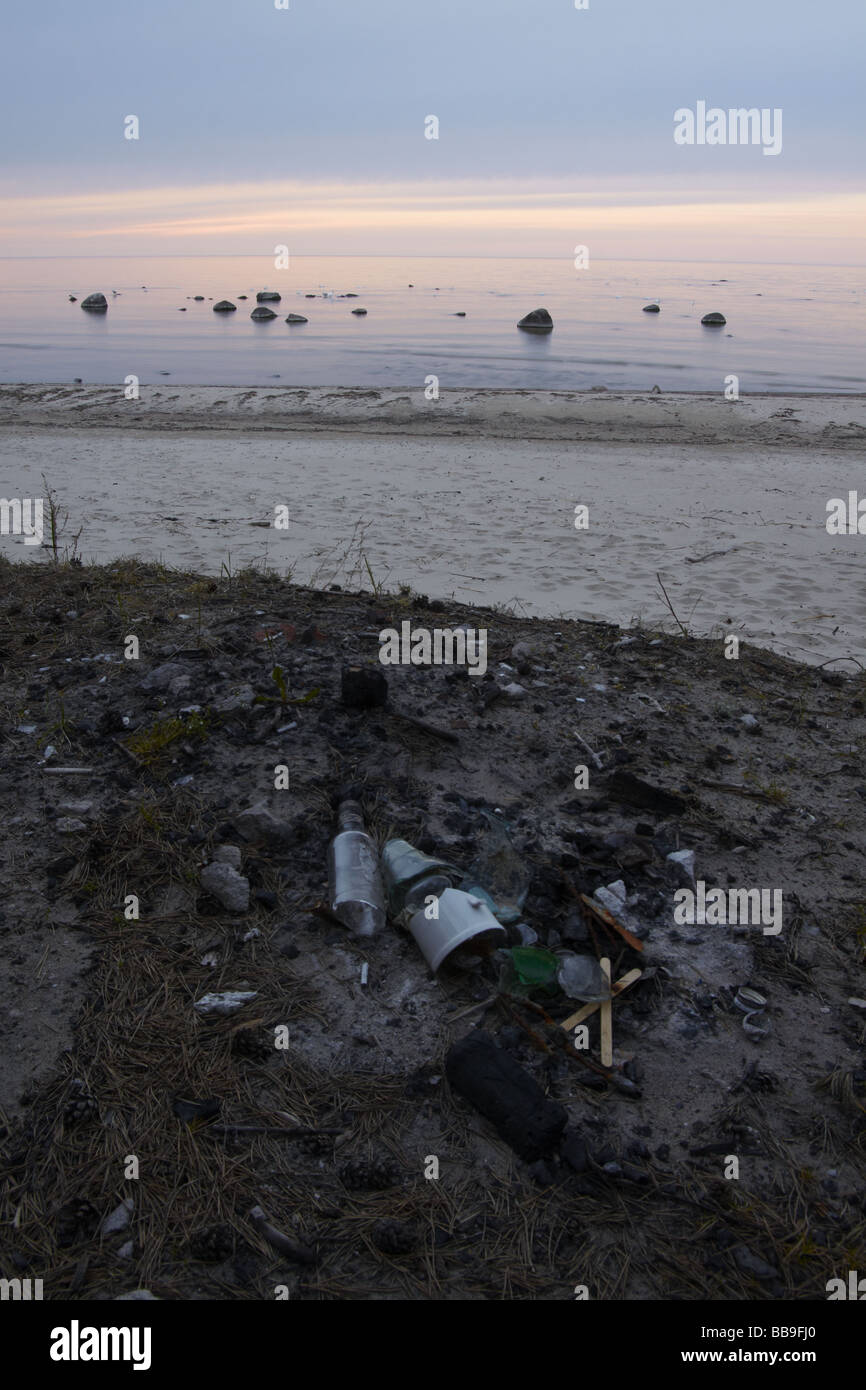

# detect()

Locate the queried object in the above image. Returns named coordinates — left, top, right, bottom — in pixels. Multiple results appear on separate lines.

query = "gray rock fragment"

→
left=200, top=862, right=250, bottom=913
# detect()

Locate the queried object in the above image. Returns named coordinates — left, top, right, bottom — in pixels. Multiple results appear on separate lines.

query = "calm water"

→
left=0, top=255, right=863, bottom=392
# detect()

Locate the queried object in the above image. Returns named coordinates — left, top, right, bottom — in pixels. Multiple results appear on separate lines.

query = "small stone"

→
left=642, top=303, right=661, bottom=312
left=101, top=1198, right=134, bottom=1235
left=740, top=713, right=760, bottom=731
left=701, top=311, right=727, bottom=326
left=193, top=990, right=258, bottom=1017
left=235, top=801, right=291, bottom=845
left=285, top=313, right=308, bottom=323
left=139, top=661, right=191, bottom=694
left=81, top=292, right=108, bottom=311
left=211, top=844, right=242, bottom=869
left=56, top=818, right=88, bottom=834
left=213, top=684, right=255, bottom=713
left=213, top=300, right=237, bottom=312
left=666, top=848, right=696, bottom=887
left=200, top=862, right=250, bottom=913
left=116, top=1289, right=159, bottom=1300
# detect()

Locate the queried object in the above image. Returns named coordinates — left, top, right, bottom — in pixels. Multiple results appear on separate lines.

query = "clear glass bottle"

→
left=328, top=800, right=385, bottom=937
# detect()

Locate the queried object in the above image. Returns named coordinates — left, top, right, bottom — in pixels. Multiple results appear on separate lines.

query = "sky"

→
left=1, top=0, right=863, bottom=262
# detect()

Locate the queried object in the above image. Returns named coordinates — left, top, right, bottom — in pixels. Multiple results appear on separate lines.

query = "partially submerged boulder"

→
left=251, top=306, right=277, bottom=321
left=285, top=313, right=308, bottom=323
left=256, top=291, right=281, bottom=303
left=517, top=307, right=553, bottom=334
left=701, top=311, right=726, bottom=325
left=81, top=293, right=107, bottom=312
left=213, top=300, right=237, bottom=312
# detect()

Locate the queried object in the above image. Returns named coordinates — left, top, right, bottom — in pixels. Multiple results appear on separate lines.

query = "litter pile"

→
left=0, top=555, right=864, bottom=1300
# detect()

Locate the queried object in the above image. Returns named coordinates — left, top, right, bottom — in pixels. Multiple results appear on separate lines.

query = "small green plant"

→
left=271, top=663, right=289, bottom=705
left=126, top=710, right=210, bottom=765
left=48, top=692, right=74, bottom=744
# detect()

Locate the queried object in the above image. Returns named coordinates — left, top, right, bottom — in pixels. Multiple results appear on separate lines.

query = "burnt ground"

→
left=0, top=553, right=864, bottom=1300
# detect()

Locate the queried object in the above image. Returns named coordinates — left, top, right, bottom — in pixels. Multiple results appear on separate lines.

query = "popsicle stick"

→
left=600, top=958, right=613, bottom=1068
left=559, top=968, right=642, bottom=1033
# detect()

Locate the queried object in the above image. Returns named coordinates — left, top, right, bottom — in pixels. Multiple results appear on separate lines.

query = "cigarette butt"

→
left=360, top=962, right=369, bottom=986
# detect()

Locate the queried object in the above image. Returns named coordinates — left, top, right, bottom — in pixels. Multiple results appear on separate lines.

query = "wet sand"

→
left=1, top=385, right=864, bottom=666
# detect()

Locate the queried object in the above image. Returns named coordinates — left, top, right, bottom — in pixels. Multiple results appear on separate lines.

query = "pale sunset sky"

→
left=1, top=0, right=863, bottom=263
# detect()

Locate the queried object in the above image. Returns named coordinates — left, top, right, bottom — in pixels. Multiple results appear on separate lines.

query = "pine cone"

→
left=189, top=1224, right=236, bottom=1263
left=372, top=1219, right=416, bottom=1255
left=56, top=1198, right=99, bottom=1247
left=231, top=1028, right=273, bottom=1061
left=63, top=1080, right=99, bottom=1126
left=339, top=1156, right=400, bottom=1191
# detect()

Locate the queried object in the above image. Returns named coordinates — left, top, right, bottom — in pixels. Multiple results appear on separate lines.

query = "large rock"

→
left=256, top=291, right=282, bottom=303
left=517, top=307, right=553, bottom=334
left=200, top=862, right=250, bottom=913
left=81, top=293, right=107, bottom=311
left=236, top=800, right=292, bottom=846
left=251, top=307, right=277, bottom=321
left=701, top=311, right=726, bottom=325
left=642, top=303, right=661, bottom=313
left=213, top=300, right=237, bottom=312
left=285, top=313, right=308, bottom=324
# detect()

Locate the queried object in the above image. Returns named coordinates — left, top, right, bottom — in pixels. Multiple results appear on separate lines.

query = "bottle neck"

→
left=337, top=800, right=365, bottom=833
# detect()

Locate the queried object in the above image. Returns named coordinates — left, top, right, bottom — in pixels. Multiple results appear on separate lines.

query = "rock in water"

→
left=517, top=307, right=553, bottom=334
left=213, top=300, right=237, bottom=312
left=256, top=291, right=282, bottom=303
left=351, top=307, right=368, bottom=315
left=81, top=293, right=107, bottom=311
left=445, top=1030, right=567, bottom=1159
left=642, top=303, right=661, bottom=313
left=285, top=313, right=308, bottom=323
left=701, top=311, right=726, bottom=325
left=251, top=306, right=277, bottom=321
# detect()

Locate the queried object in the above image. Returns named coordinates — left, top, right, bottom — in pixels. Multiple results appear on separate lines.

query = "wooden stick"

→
left=574, top=731, right=603, bottom=770
left=599, top=958, right=613, bottom=1068
left=698, top=779, right=776, bottom=803
left=389, top=707, right=459, bottom=744
left=580, top=893, right=644, bottom=953
left=559, top=968, right=642, bottom=1033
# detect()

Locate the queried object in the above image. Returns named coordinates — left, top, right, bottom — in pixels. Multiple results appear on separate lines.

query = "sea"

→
left=0, top=255, right=863, bottom=393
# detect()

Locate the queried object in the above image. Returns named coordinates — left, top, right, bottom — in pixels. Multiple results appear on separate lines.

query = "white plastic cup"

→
left=408, top=888, right=505, bottom=972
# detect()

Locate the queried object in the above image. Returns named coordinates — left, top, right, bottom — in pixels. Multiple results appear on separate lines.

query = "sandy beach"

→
left=1, top=385, right=864, bottom=667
